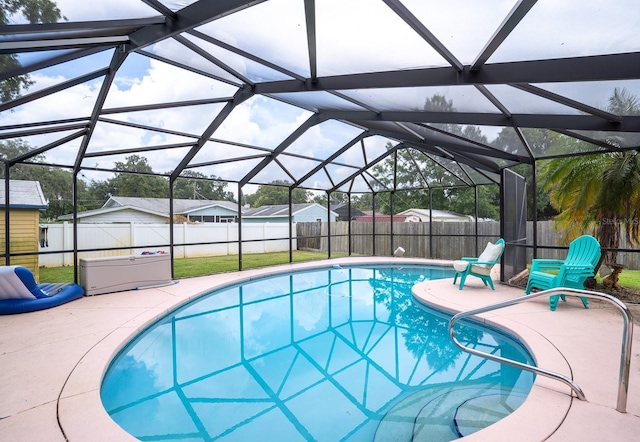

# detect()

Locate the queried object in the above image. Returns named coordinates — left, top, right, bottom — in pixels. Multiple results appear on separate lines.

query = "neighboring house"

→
left=330, top=204, right=365, bottom=221
left=396, top=208, right=473, bottom=222
left=242, top=203, right=338, bottom=223
left=0, top=180, right=48, bottom=280
left=59, top=196, right=239, bottom=224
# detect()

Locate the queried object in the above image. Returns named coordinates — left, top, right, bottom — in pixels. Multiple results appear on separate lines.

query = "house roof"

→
left=397, top=208, right=471, bottom=220
left=59, top=196, right=238, bottom=220
left=358, top=211, right=385, bottom=217
left=0, top=180, right=47, bottom=210
left=243, top=203, right=337, bottom=218
left=330, top=204, right=365, bottom=219
left=60, top=198, right=337, bottom=221
left=106, top=196, right=238, bottom=215
left=57, top=205, right=166, bottom=221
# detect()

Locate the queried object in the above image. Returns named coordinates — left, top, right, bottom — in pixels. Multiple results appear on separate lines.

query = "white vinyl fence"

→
left=39, top=222, right=296, bottom=267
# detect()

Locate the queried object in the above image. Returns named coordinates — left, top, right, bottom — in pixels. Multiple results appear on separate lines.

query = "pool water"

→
left=101, top=265, right=534, bottom=441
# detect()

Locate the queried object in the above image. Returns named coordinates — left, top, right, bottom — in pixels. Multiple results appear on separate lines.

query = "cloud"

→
left=55, top=0, right=159, bottom=21
left=6, top=0, right=637, bottom=195
left=104, top=58, right=238, bottom=108
left=313, top=0, right=447, bottom=76
left=195, top=0, right=310, bottom=77
left=489, top=0, right=640, bottom=62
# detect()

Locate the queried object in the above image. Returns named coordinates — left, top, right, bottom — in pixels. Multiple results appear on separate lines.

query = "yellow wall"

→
left=0, top=209, right=40, bottom=282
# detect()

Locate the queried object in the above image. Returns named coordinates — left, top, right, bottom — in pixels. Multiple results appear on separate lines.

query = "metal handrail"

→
left=449, top=287, right=634, bottom=413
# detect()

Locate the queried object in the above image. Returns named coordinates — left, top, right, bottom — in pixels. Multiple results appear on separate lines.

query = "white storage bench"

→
left=80, top=254, right=172, bottom=296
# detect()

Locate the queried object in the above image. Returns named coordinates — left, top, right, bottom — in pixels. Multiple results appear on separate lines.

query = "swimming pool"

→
left=101, top=264, right=534, bottom=441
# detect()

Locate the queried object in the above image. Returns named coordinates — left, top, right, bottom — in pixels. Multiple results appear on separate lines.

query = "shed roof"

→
left=0, top=181, right=47, bottom=210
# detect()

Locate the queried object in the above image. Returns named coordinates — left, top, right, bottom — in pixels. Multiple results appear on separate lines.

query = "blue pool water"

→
left=101, top=265, right=534, bottom=441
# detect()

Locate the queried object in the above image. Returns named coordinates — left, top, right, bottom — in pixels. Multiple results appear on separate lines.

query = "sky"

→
left=2, top=0, right=640, bottom=197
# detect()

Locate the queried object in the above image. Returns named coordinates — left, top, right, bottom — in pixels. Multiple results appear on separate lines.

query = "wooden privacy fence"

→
left=297, top=221, right=640, bottom=270
left=297, top=221, right=500, bottom=259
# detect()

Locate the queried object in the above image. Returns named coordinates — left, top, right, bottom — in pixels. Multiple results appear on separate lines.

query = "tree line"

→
left=3, top=0, right=639, bottom=272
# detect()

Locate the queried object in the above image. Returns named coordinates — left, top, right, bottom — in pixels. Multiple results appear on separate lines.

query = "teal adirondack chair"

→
left=524, top=235, right=601, bottom=311
left=453, top=239, right=505, bottom=290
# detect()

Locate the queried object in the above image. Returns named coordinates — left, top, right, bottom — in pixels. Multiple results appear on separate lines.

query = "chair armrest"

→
left=529, top=270, right=556, bottom=280
left=562, top=264, right=595, bottom=274
left=557, top=263, right=595, bottom=280
left=530, top=259, right=565, bottom=273
left=473, top=261, right=498, bottom=266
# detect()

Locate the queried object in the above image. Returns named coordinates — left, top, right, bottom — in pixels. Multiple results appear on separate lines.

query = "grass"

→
left=39, top=253, right=640, bottom=291
left=596, top=270, right=640, bottom=289
left=39, top=250, right=347, bottom=283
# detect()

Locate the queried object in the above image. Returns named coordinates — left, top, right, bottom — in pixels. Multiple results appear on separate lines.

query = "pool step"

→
left=374, top=383, right=528, bottom=442
left=453, top=391, right=529, bottom=437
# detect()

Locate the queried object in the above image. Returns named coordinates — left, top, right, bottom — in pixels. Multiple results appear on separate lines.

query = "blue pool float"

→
left=0, top=266, right=84, bottom=315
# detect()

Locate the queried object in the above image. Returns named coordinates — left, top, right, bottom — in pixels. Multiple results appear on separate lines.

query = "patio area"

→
left=1, top=257, right=639, bottom=441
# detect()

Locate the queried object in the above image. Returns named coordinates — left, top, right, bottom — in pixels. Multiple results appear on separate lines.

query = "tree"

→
left=540, top=150, right=640, bottom=265
left=369, top=269, right=485, bottom=370
left=172, top=171, right=235, bottom=202
left=80, top=178, right=117, bottom=211
left=351, top=193, right=373, bottom=212
left=446, top=185, right=500, bottom=220
left=1, top=0, right=64, bottom=102
left=0, top=139, right=87, bottom=219
left=109, top=155, right=168, bottom=197
left=368, top=94, right=500, bottom=218
left=243, top=180, right=311, bottom=207
left=311, top=191, right=349, bottom=207
left=493, top=128, right=556, bottom=219
left=539, top=88, right=640, bottom=274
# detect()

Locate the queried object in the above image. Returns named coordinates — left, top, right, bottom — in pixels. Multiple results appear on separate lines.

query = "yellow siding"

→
left=0, top=209, right=40, bottom=282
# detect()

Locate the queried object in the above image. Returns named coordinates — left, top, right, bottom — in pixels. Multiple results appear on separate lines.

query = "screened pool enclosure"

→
left=1, top=0, right=639, bottom=280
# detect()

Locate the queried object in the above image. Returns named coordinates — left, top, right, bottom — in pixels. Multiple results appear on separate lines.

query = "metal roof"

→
left=2, top=0, right=639, bottom=195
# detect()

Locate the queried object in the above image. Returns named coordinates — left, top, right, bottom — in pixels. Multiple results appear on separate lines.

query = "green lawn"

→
left=39, top=254, right=640, bottom=291
left=596, top=270, right=640, bottom=289
left=39, top=250, right=346, bottom=283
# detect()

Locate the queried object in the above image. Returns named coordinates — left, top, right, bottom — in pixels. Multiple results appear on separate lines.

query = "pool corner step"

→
left=375, top=383, right=528, bottom=442
left=452, top=391, right=529, bottom=438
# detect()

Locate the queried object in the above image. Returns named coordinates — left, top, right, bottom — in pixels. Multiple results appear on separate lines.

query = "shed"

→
left=0, top=180, right=47, bottom=281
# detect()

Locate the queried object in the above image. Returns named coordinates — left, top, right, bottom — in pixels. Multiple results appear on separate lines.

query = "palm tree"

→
left=538, top=88, right=640, bottom=282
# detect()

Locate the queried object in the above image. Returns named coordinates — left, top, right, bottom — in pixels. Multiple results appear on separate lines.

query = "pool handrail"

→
left=448, top=287, right=633, bottom=413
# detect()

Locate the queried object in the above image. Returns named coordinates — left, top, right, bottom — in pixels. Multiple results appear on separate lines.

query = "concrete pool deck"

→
left=0, top=257, right=639, bottom=441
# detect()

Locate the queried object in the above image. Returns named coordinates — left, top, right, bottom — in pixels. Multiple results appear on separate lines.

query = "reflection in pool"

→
left=101, top=265, right=534, bottom=441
